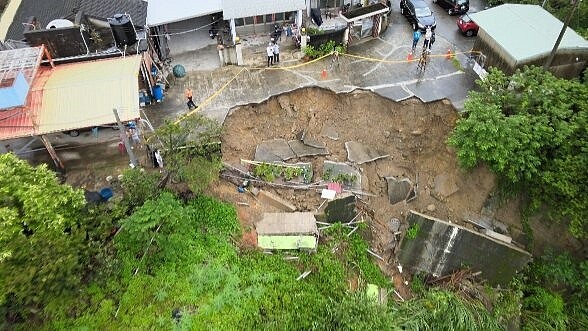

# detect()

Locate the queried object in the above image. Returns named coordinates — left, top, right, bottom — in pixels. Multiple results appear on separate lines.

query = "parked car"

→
left=434, top=0, right=469, bottom=15
left=457, top=13, right=478, bottom=37
left=400, top=0, right=437, bottom=31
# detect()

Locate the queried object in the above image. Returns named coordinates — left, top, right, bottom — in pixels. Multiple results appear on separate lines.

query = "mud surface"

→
left=215, top=87, right=547, bottom=280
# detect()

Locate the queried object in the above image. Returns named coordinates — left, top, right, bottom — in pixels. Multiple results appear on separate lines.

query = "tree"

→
left=448, top=66, right=588, bottom=237
left=0, top=154, right=86, bottom=312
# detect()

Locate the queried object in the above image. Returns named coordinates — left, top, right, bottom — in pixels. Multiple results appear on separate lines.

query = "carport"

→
left=340, top=2, right=390, bottom=45
left=0, top=49, right=142, bottom=169
left=470, top=4, right=588, bottom=78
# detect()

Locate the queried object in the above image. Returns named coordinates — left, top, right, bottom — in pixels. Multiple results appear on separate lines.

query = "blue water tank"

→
left=152, top=85, right=163, bottom=102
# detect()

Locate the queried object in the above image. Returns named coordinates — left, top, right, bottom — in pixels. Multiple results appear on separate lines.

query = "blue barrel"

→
left=99, top=188, right=113, bottom=201
left=152, top=85, right=163, bottom=102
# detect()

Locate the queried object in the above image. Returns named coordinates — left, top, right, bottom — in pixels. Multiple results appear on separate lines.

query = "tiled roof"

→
left=3, top=0, right=80, bottom=41
left=79, top=0, right=147, bottom=26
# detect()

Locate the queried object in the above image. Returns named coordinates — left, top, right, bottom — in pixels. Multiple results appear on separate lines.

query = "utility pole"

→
left=113, top=108, right=138, bottom=167
left=543, top=0, right=580, bottom=70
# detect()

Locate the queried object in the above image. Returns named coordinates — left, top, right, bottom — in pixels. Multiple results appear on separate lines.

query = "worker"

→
left=185, top=87, right=196, bottom=110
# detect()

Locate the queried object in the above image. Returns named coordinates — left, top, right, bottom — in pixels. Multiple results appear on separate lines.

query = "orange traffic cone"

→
left=321, top=69, right=328, bottom=79
left=445, top=48, right=453, bottom=59
left=407, top=52, right=414, bottom=61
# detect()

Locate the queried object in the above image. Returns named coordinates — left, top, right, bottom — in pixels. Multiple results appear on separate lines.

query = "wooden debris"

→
left=367, top=248, right=385, bottom=261
left=393, top=289, right=405, bottom=302
left=296, top=270, right=312, bottom=281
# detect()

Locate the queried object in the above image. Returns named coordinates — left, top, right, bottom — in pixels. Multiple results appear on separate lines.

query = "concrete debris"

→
left=386, top=177, right=414, bottom=205
left=254, top=139, right=296, bottom=162
left=480, top=228, right=512, bottom=244
left=433, top=172, right=459, bottom=198
left=426, top=204, right=436, bottom=212
left=300, top=129, right=326, bottom=148
left=323, top=160, right=362, bottom=191
left=324, top=195, right=356, bottom=223
left=320, top=126, right=339, bottom=140
left=288, top=140, right=329, bottom=157
left=257, top=190, right=296, bottom=212
left=345, top=141, right=389, bottom=164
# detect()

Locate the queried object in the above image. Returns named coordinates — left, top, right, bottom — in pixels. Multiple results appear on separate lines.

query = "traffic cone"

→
left=445, top=48, right=453, bottom=59
left=407, top=52, right=414, bottom=61
left=321, top=69, right=328, bottom=79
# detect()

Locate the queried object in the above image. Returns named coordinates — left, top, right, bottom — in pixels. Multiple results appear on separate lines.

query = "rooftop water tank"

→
left=108, top=14, right=137, bottom=47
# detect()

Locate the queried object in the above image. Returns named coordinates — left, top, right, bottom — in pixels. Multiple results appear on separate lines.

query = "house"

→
left=470, top=4, right=588, bottom=78
left=0, top=46, right=142, bottom=169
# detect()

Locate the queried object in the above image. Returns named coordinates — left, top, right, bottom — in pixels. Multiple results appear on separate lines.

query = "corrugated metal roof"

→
left=1, top=0, right=79, bottom=42
left=36, top=55, right=141, bottom=134
left=222, top=0, right=306, bottom=20
left=470, top=4, right=588, bottom=64
left=79, top=0, right=148, bottom=26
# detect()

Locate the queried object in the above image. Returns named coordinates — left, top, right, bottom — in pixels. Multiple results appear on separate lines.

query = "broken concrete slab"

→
left=386, top=177, right=413, bottom=205
left=324, top=195, right=356, bottom=223
left=345, top=141, right=389, bottom=164
left=323, top=160, right=362, bottom=191
left=302, top=135, right=326, bottom=149
left=399, top=211, right=532, bottom=285
left=254, top=139, right=296, bottom=162
left=258, top=190, right=296, bottom=212
left=320, top=126, right=339, bottom=140
left=288, top=140, right=329, bottom=158
left=433, top=172, right=459, bottom=198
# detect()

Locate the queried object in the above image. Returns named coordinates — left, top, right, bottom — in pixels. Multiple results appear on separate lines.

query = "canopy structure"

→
left=470, top=4, right=588, bottom=65
left=0, top=54, right=141, bottom=141
left=340, top=3, right=390, bottom=23
left=146, top=0, right=222, bottom=26
left=221, top=0, right=305, bottom=20
left=0, top=46, right=46, bottom=109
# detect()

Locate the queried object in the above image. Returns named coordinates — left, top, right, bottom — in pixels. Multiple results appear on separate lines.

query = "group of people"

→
left=266, top=42, right=280, bottom=67
left=411, top=26, right=435, bottom=54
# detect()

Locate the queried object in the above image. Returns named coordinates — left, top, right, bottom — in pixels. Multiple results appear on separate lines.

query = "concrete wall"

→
left=165, top=16, right=219, bottom=56
left=399, top=211, right=532, bottom=285
left=473, top=29, right=588, bottom=79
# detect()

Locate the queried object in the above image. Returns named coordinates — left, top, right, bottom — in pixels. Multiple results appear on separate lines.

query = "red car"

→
left=457, top=13, right=478, bottom=37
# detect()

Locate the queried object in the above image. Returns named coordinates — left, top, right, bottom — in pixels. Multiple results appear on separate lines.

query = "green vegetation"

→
left=253, top=162, right=311, bottom=183
left=303, top=40, right=345, bottom=59
left=448, top=66, right=588, bottom=238
left=405, top=223, right=420, bottom=240
left=321, top=167, right=358, bottom=185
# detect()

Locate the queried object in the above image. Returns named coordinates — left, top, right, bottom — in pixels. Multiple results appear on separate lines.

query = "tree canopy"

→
left=448, top=66, right=588, bottom=237
left=0, top=153, right=86, bottom=310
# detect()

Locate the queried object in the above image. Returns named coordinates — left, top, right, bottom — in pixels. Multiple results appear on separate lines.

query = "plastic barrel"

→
left=99, top=188, right=113, bottom=201
left=152, top=85, right=163, bottom=102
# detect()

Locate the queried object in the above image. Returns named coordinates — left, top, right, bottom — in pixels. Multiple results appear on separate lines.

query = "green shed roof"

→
left=470, top=4, right=588, bottom=63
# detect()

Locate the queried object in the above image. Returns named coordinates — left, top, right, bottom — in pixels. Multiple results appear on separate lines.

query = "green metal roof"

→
left=470, top=4, right=588, bottom=63
left=258, top=235, right=317, bottom=250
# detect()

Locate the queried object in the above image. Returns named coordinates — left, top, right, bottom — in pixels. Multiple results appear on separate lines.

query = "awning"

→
left=147, top=0, right=222, bottom=26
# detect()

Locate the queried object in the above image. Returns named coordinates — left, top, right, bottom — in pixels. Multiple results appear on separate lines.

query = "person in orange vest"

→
left=185, top=87, right=196, bottom=110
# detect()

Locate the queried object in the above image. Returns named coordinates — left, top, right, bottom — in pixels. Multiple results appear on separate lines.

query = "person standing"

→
left=266, top=43, right=274, bottom=67
left=423, top=27, right=432, bottom=51
left=185, top=87, right=196, bottom=109
left=412, top=29, right=421, bottom=53
left=273, top=43, right=280, bottom=64
left=429, top=31, right=436, bottom=51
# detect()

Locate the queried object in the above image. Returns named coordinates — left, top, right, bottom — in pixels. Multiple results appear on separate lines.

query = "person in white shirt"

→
left=423, top=27, right=432, bottom=51
left=273, top=43, right=280, bottom=64
left=266, top=43, right=274, bottom=67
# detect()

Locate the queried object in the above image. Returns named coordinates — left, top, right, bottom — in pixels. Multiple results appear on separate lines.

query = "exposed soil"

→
left=215, top=87, right=541, bottom=282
